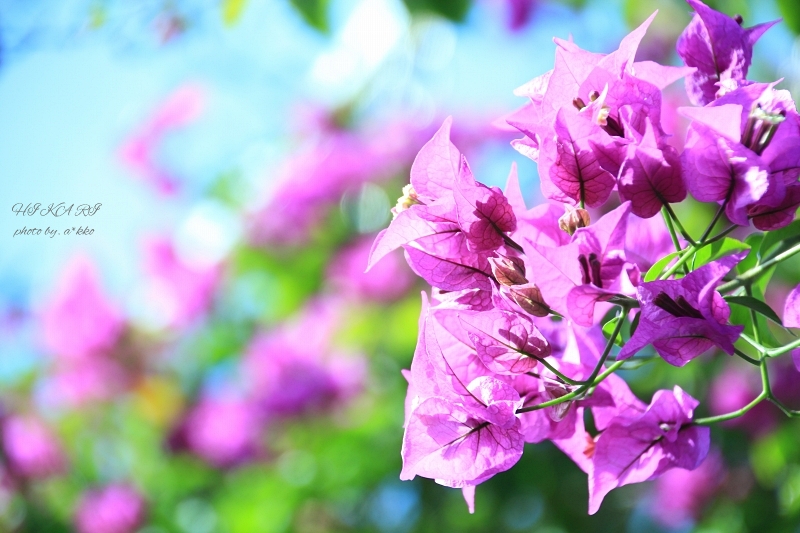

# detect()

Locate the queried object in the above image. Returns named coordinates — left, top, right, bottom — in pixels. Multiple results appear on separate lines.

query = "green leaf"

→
left=692, top=237, right=749, bottom=269
left=760, top=219, right=800, bottom=258
left=290, top=0, right=330, bottom=32
left=725, top=295, right=783, bottom=325
left=602, top=317, right=624, bottom=347
left=736, top=232, right=764, bottom=274
left=222, top=0, right=248, bottom=26
left=402, top=0, right=472, bottom=22
left=644, top=251, right=680, bottom=282
left=778, top=0, right=800, bottom=34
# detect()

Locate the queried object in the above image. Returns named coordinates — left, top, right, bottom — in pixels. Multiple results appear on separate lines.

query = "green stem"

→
left=719, top=241, right=800, bottom=293
left=703, top=224, right=737, bottom=246
left=662, top=206, right=683, bottom=254
left=662, top=203, right=695, bottom=246
left=516, top=307, right=627, bottom=414
left=739, top=333, right=767, bottom=353
left=734, top=348, right=760, bottom=366
left=659, top=225, right=738, bottom=280
left=766, top=336, right=800, bottom=358
left=694, top=391, right=768, bottom=425
left=536, top=358, right=587, bottom=386
left=699, top=201, right=727, bottom=243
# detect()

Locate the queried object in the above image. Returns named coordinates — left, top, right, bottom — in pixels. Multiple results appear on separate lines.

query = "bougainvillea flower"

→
left=536, top=107, right=620, bottom=207
left=327, top=235, right=414, bottom=302
left=1, top=416, right=66, bottom=480
left=504, top=168, right=570, bottom=248
left=588, top=386, right=709, bottom=514
left=709, top=365, right=776, bottom=436
left=624, top=212, right=680, bottom=285
left=243, top=300, right=365, bottom=417
left=522, top=202, right=632, bottom=325
left=400, top=379, right=524, bottom=489
left=650, top=449, right=725, bottom=528
left=786, top=284, right=800, bottom=328
left=401, top=300, right=524, bottom=496
left=618, top=253, right=745, bottom=366
left=454, top=159, right=517, bottom=252
left=250, top=117, right=426, bottom=246
left=40, top=256, right=123, bottom=362
left=676, top=0, right=778, bottom=106
left=118, top=83, right=206, bottom=195
left=786, top=284, right=800, bottom=372
left=617, top=119, right=686, bottom=218
left=508, top=11, right=691, bottom=174
left=38, top=359, right=128, bottom=408
left=74, top=484, right=146, bottom=533
left=681, top=82, right=800, bottom=229
left=369, top=118, right=516, bottom=289
left=457, top=308, right=550, bottom=374
left=169, top=394, right=262, bottom=468
left=141, top=236, right=220, bottom=329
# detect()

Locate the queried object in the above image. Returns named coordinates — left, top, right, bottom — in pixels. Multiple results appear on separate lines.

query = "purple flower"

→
left=140, top=236, right=220, bottom=329
left=327, top=235, right=414, bottom=302
left=649, top=450, right=725, bottom=528
left=400, top=383, right=524, bottom=488
left=617, top=118, right=686, bottom=218
left=243, top=299, right=365, bottom=418
left=522, top=202, right=632, bottom=325
left=169, top=394, right=262, bottom=468
left=619, top=253, right=745, bottom=366
left=624, top=212, right=681, bottom=285
left=1, top=416, right=66, bottom=480
left=536, top=106, right=619, bottom=208
left=456, top=307, right=550, bottom=375
left=40, top=256, right=123, bottom=362
left=74, top=484, right=146, bottom=533
left=400, top=296, right=525, bottom=506
left=786, top=284, right=800, bottom=371
left=676, top=0, right=778, bottom=106
left=369, top=118, right=518, bottom=296
left=249, top=115, right=427, bottom=246
left=508, top=12, right=692, bottom=208
left=708, top=365, right=776, bottom=436
left=681, top=82, right=800, bottom=230
left=785, top=283, right=800, bottom=328
left=588, top=386, right=709, bottom=514
left=38, top=359, right=128, bottom=408
left=118, top=84, right=206, bottom=195
left=505, top=0, right=536, bottom=31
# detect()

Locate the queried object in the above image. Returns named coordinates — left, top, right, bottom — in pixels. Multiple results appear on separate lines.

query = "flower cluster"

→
left=371, top=0, right=800, bottom=514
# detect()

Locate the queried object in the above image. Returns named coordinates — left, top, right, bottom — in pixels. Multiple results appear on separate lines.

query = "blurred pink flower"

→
left=249, top=120, right=423, bottom=246
left=118, top=83, right=206, bottom=195
left=708, top=365, right=776, bottom=436
left=39, top=359, right=128, bottom=408
left=141, top=236, right=220, bottom=329
left=74, top=484, right=146, bottom=533
left=243, top=299, right=365, bottom=417
left=1, top=416, right=66, bottom=480
left=650, top=450, right=725, bottom=528
left=326, top=235, right=414, bottom=302
left=170, top=395, right=262, bottom=468
left=40, top=256, right=123, bottom=362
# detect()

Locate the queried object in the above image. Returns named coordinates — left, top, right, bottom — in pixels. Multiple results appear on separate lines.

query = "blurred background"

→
left=0, top=0, right=799, bottom=531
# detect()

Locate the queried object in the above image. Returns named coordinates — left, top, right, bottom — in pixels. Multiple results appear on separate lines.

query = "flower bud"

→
left=390, top=184, right=421, bottom=218
left=488, top=256, right=527, bottom=286
left=543, top=380, right=573, bottom=422
left=558, top=205, right=591, bottom=236
left=509, top=284, right=550, bottom=317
